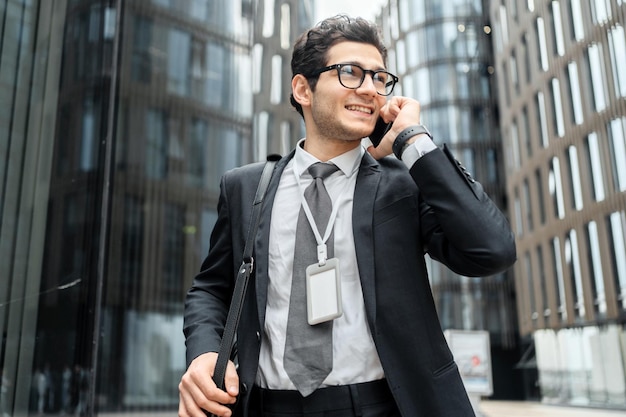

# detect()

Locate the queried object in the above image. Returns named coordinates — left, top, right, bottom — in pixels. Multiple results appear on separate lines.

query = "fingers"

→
left=370, top=96, right=422, bottom=159
left=382, top=96, right=421, bottom=130
left=178, top=352, right=238, bottom=417
left=224, top=359, right=240, bottom=397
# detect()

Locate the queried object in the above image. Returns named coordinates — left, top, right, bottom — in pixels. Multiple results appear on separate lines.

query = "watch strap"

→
left=392, top=125, right=432, bottom=159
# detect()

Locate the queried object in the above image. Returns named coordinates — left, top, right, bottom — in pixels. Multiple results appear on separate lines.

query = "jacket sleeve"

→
left=410, top=145, right=517, bottom=276
left=183, top=174, right=235, bottom=367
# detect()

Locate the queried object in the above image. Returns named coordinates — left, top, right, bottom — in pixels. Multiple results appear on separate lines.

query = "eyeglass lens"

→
left=337, top=64, right=395, bottom=95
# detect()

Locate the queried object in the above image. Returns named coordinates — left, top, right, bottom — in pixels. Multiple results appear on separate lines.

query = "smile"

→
left=345, top=105, right=373, bottom=114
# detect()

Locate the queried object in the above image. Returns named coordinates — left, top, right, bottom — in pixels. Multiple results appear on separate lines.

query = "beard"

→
left=310, top=100, right=373, bottom=142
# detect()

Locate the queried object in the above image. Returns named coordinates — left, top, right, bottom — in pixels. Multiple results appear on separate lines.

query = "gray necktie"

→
left=284, top=162, right=339, bottom=396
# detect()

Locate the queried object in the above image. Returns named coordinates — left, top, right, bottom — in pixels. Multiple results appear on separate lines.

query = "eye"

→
left=339, top=65, right=362, bottom=79
left=372, top=71, right=389, bottom=84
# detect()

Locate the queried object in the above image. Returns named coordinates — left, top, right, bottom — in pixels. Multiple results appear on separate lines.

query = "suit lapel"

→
left=352, top=153, right=381, bottom=328
left=254, top=151, right=381, bottom=329
left=254, top=151, right=294, bottom=326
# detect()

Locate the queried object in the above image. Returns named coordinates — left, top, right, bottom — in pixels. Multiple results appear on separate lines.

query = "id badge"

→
left=305, top=258, right=342, bottom=325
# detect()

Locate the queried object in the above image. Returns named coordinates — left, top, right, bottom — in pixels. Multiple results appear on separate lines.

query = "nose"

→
left=357, top=74, right=378, bottom=96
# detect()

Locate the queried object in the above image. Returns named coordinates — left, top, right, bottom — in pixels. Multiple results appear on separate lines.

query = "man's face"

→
left=307, top=41, right=388, bottom=143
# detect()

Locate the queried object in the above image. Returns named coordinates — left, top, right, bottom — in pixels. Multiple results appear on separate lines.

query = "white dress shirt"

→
left=256, top=140, right=385, bottom=389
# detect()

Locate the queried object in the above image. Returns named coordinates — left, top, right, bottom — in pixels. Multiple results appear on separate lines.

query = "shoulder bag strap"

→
left=212, top=154, right=280, bottom=391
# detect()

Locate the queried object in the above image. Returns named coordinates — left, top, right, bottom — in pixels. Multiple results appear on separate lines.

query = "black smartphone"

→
left=369, top=117, right=393, bottom=147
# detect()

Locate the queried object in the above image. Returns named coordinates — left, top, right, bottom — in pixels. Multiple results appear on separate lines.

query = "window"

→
left=536, top=92, right=550, bottom=147
left=607, top=25, right=626, bottom=98
left=552, top=236, right=567, bottom=321
left=145, top=109, right=168, bottom=179
left=80, top=100, right=97, bottom=172
left=608, top=118, right=626, bottom=192
left=510, top=52, right=519, bottom=94
left=167, top=28, right=191, bottom=96
left=187, top=119, right=207, bottom=187
left=537, top=245, right=550, bottom=322
left=521, top=34, right=531, bottom=84
left=514, top=187, right=523, bottom=236
left=587, top=43, right=608, bottom=111
left=551, top=1, right=565, bottom=56
left=570, top=0, right=585, bottom=41
left=280, top=4, right=291, bottom=49
left=205, top=43, right=226, bottom=108
left=607, top=211, right=626, bottom=309
left=567, top=146, right=584, bottom=211
left=524, top=179, right=533, bottom=231
left=567, top=61, right=584, bottom=125
left=591, top=0, right=611, bottom=25
left=510, top=120, right=521, bottom=169
left=131, top=16, right=153, bottom=83
left=522, top=106, right=531, bottom=157
left=551, top=78, right=565, bottom=137
left=525, top=252, right=537, bottom=322
left=270, top=55, right=282, bottom=104
left=565, top=229, right=584, bottom=319
left=536, top=169, right=546, bottom=224
left=586, top=221, right=607, bottom=315
left=549, top=156, right=565, bottom=219
left=537, top=17, right=549, bottom=71
left=586, top=132, right=606, bottom=201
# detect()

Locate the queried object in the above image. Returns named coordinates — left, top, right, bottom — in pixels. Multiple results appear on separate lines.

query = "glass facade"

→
left=380, top=0, right=521, bottom=400
left=492, top=0, right=626, bottom=408
left=1, top=0, right=257, bottom=414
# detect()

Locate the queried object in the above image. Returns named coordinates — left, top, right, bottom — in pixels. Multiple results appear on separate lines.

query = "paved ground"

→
left=478, top=400, right=626, bottom=416
left=98, top=401, right=626, bottom=416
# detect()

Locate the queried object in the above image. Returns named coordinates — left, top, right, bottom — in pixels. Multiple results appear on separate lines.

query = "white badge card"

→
left=305, top=258, right=342, bottom=325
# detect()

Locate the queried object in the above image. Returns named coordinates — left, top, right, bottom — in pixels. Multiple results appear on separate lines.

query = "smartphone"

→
left=369, top=117, right=393, bottom=147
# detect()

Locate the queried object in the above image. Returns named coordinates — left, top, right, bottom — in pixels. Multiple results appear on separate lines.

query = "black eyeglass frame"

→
left=307, top=63, right=399, bottom=96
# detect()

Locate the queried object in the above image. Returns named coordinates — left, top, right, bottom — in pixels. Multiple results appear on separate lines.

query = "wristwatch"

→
left=392, top=125, right=432, bottom=159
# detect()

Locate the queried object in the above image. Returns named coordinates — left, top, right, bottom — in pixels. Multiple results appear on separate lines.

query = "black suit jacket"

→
left=184, top=146, right=516, bottom=416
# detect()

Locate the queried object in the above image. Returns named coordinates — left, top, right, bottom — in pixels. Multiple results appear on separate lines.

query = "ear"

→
left=291, top=74, right=312, bottom=108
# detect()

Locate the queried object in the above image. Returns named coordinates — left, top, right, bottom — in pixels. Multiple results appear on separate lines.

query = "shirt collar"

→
left=294, top=138, right=364, bottom=178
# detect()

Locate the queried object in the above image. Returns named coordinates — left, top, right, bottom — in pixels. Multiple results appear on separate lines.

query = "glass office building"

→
left=491, top=0, right=626, bottom=409
left=376, top=0, right=523, bottom=400
left=1, top=0, right=259, bottom=414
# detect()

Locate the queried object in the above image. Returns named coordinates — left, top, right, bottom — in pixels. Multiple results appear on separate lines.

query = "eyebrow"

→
left=333, top=61, right=387, bottom=71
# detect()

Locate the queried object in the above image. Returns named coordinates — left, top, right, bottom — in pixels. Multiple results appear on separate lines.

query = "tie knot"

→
left=308, top=162, right=339, bottom=180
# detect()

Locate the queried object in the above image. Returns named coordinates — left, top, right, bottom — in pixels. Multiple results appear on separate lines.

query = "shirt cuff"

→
left=401, top=134, right=437, bottom=168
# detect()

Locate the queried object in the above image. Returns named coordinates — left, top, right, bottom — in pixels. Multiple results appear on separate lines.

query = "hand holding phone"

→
left=369, top=117, right=393, bottom=147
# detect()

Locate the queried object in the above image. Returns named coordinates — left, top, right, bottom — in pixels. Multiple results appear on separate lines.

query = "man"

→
left=179, top=15, right=516, bottom=417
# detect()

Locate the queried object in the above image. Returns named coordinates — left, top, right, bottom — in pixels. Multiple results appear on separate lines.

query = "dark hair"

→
left=289, top=14, right=388, bottom=117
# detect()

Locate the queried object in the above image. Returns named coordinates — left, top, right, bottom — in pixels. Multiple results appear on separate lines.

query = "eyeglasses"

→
left=308, top=63, right=399, bottom=96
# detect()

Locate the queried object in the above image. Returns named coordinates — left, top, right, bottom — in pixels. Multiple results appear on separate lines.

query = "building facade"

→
left=490, top=0, right=626, bottom=409
left=0, top=0, right=314, bottom=414
left=376, top=0, right=524, bottom=400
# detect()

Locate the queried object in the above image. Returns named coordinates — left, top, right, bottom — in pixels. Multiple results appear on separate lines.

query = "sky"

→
left=314, top=0, right=387, bottom=22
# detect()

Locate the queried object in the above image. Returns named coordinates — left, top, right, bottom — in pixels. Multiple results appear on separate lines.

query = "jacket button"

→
left=256, top=331, right=261, bottom=341
left=241, top=382, right=248, bottom=393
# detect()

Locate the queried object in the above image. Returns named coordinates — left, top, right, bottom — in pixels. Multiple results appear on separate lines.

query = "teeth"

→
left=346, top=105, right=372, bottom=114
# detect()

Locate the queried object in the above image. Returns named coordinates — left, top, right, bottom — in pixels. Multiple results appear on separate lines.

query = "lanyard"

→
left=292, top=158, right=355, bottom=265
